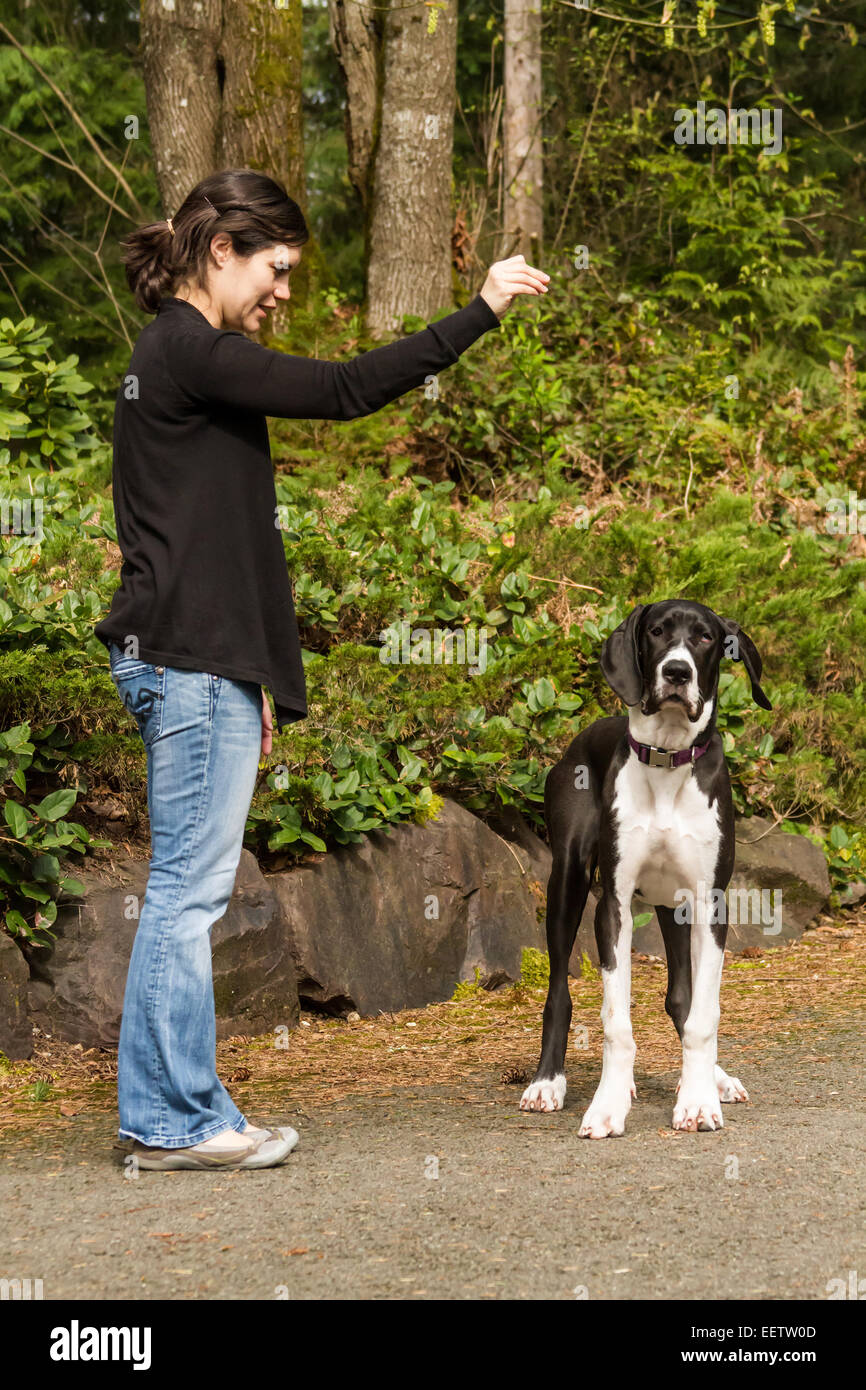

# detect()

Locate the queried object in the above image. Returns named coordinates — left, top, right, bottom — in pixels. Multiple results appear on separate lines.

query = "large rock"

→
left=725, top=815, right=831, bottom=941
left=485, top=804, right=551, bottom=890
left=212, top=851, right=299, bottom=1038
left=0, top=929, right=33, bottom=1059
left=24, top=849, right=296, bottom=1047
left=266, top=798, right=547, bottom=1016
left=16, top=801, right=827, bottom=1044
left=18, top=800, right=550, bottom=1043
left=566, top=815, right=831, bottom=969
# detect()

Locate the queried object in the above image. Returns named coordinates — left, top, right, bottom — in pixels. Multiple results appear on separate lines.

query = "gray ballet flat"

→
left=130, top=1126, right=297, bottom=1171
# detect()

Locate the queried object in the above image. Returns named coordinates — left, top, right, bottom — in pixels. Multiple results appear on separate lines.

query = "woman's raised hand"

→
left=479, top=255, right=550, bottom=319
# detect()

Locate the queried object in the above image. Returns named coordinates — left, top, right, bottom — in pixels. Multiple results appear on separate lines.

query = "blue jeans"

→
left=107, top=641, right=262, bottom=1147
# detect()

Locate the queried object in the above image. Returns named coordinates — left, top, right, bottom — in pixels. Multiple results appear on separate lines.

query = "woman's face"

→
left=200, top=236, right=304, bottom=333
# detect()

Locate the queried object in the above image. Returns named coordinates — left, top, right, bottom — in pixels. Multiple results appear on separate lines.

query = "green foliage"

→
left=415, top=308, right=573, bottom=480
left=802, top=822, right=866, bottom=906
left=640, top=139, right=865, bottom=385
left=0, top=315, right=105, bottom=475
left=2, top=287, right=865, bottom=933
left=244, top=748, right=447, bottom=860
left=451, top=965, right=484, bottom=1001
left=579, top=951, right=600, bottom=982
left=827, top=828, right=866, bottom=905
left=518, top=947, right=550, bottom=989
left=0, top=721, right=110, bottom=947
left=2, top=4, right=866, bottom=940
left=420, top=140, right=866, bottom=501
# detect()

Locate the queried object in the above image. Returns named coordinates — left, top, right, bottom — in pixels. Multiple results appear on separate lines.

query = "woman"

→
left=94, top=168, right=549, bottom=1171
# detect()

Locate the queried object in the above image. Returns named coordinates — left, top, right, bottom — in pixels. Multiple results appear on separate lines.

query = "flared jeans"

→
left=107, top=641, right=262, bottom=1147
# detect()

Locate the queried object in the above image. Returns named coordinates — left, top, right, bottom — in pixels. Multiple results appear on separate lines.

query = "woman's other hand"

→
left=261, top=686, right=274, bottom=759
left=479, top=255, right=550, bottom=319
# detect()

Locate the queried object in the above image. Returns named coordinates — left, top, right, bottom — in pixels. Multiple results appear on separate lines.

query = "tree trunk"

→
left=140, top=0, right=223, bottom=221
left=503, top=0, right=544, bottom=262
left=327, top=0, right=381, bottom=212
left=219, top=0, right=305, bottom=208
left=220, top=0, right=314, bottom=327
left=139, top=0, right=319, bottom=322
left=365, top=0, right=459, bottom=339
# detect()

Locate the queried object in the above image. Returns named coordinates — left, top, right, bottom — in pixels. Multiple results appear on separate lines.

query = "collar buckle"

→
left=648, top=745, right=675, bottom=769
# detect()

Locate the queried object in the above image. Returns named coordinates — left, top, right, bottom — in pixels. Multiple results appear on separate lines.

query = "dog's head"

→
left=600, top=599, right=772, bottom=721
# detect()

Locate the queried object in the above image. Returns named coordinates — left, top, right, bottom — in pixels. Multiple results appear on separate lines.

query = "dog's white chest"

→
left=611, top=759, right=720, bottom=907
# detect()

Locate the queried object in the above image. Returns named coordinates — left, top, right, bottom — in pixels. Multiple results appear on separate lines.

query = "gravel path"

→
left=1, top=1013, right=863, bottom=1301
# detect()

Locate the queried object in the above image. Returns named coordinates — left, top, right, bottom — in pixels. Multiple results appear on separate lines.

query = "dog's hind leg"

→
left=656, top=903, right=748, bottom=1107
left=520, top=849, right=591, bottom=1112
left=712, top=1066, right=749, bottom=1103
left=656, top=903, right=692, bottom=1041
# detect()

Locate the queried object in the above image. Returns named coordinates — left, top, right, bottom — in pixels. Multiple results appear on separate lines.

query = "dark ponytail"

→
left=119, top=168, right=310, bottom=314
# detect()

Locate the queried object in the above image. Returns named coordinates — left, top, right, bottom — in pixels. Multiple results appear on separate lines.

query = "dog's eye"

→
left=697, top=632, right=712, bottom=643
left=650, top=626, right=664, bottom=636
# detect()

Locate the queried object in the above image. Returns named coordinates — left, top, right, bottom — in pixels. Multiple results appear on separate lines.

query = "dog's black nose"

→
left=661, top=661, right=692, bottom=685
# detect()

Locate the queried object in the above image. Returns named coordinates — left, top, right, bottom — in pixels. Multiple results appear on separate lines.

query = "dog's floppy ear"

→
left=717, top=616, right=772, bottom=710
left=600, top=604, right=647, bottom=707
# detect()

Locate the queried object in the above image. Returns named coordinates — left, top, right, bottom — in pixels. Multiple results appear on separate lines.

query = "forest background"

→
left=0, top=0, right=864, bottom=948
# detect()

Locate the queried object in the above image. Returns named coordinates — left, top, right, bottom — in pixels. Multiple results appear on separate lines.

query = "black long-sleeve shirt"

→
left=94, top=292, right=501, bottom=731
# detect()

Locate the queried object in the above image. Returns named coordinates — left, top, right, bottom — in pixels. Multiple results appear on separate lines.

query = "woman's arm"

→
left=166, top=258, right=548, bottom=421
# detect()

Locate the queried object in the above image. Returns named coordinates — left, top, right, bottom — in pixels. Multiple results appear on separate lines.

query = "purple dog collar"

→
left=627, top=731, right=710, bottom=770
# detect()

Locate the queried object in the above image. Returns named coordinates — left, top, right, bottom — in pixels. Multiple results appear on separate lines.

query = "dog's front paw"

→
left=519, top=1074, right=566, bottom=1112
left=578, top=1087, right=632, bottom=1138
left=673, top=1084, right=723, bottom=1132
left=714, top=1065, right=749, bottom=1103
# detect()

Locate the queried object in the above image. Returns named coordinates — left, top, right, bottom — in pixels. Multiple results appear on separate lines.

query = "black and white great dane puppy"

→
left=520, top=599, right=772, bottom=1136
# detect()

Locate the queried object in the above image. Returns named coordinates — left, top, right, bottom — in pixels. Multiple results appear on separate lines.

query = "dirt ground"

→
left=1, top=910, right=864, bottom=1300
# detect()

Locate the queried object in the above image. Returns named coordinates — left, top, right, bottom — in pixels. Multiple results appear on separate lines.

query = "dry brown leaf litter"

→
left=1, top=910, right=863, bottom=1135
